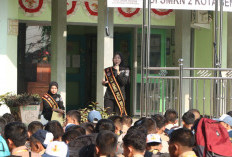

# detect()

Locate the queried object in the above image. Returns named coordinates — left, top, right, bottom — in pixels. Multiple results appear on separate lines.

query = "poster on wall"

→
left=107, top=0, right=232, bottom=12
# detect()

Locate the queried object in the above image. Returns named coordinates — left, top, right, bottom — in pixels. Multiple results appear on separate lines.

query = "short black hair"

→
left=164, top=109, right=178, bottom=123
left=62, top=130, right=83, bottom=143
left=169, top=128, right=195, bottom=147
left=28, top=121, right=43, bottom=135
left=182, top=111, right=195, bottom=125
left=96, top=130, right=118, bottom=156
left=45, top=120, right=64, bottom=140
left=227, top=111, right=232, bottom=117
left=2, top=113, right=15, bottom=124
left=65, top=125, right=86, bottom=135
left=0, top=117, right=7, bottom=135
left=67, top=110, right=81, bottom=124
left=134, top=118, right=156, bottom=134
left=188, top=109, right=200, bottom=115
left=122, top=116, right=133, bottom=127
left=81, top=122, right=95, bottom=134
left=127, top=125, right=147, bottom=136
left=108, top=115, right=123, bottom=129
left=95, top=119, right=115, bottom=133
left=4, top=122, right=28, bottom=147
left=151, top=114, right=166, bottom=129
left=123, top=128, right=147, bottom=152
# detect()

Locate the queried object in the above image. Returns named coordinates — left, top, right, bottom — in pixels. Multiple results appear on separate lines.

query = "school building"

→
left=1, top=0, right=232, bottom=116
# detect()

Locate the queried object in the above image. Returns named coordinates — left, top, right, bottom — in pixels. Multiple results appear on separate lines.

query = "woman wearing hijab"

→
left=41, top=81, right=65, bottom=121
left=102, top=52, right=129, bottom=116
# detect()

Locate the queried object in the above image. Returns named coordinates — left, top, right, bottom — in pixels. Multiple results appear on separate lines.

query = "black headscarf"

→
left=48, top=81, right=58, bottom=95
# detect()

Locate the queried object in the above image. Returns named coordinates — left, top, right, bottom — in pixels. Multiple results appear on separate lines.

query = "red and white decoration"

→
left=117, top=8, right=141, bottom=18
left=47, top=0, right=79, bottom=17
left=82, top=0, right=98, bottom=18
left=151, top=9, right=173, bottom=19
left=19, top=0, right=45, bottom=16
left=67, top=0, right=79, bottom=17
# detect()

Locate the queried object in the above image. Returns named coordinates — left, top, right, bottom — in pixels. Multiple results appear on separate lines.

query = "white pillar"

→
left=0, top=0, right=18, bottom=95
left=175, top=10, right=191, bottom=114
left=51, top=0, right=67, bottom=107
left=227, top=13, right=232, bottom=111
left=96, top=1, right=114, bottom=107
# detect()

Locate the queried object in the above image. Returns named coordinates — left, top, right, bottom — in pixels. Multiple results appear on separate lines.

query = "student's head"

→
left=169, top=128, right=195, bottom=157
left=4, top=122, right=28, bottom=151
left=108, top=115, right=123, bottom=135
left=45, top=120, right=64, bottom=141
left=215, top=114, right=232, bottom=131
left=95, top=119, right=115, bottom=133
left=28, top=121, right=43, bottom=137
left=227, top=111, right=232, bottom=117
left=182, top=111, right=195, bottom=130
left=188, top=109, right=201, bottom=120
left=0, top=117, right=7, bottom=136
left=146, top=134, right=162, bottom=152
left=88, top=110, right=102, bottom=123
left=152, top=114, right=166, bottom=134
left=122, top=116, right=133, bottom=127
left=2, top=113, right=15, bottom=124
left=127, top=125, right=148, bottom=136
left=62, top=130, right=83, bottom=144
left=65, top=125, right=86, bottom=135
left=81, top=122, right=95, bottom=135
left=49, top=81, right=59, bottom=94
left=66, top=110, right=81, bottom=125
left=134, top=117, right=157, bottom=134
left=95, top=130, right=118, bottom=157
left=164, top=109, right=178, bottom=125
left=123, top=128, right=147, bottom=157
left=30, top=130, right=54, bottom=153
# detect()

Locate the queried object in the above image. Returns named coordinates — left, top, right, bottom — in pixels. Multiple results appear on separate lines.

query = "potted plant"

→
left=1, top=93, right=41, bottom=124
left=78, top=102, right=114, bottom=123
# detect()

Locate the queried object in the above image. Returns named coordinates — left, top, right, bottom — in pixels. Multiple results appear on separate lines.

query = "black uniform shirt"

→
left=104, top=67, right=129, bottom=100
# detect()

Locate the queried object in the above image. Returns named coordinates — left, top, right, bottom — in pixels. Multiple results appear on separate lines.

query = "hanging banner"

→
left=107, top=0, right=232, bottom=12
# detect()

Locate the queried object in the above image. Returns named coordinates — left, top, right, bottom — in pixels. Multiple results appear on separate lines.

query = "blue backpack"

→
left=0, top=135, right=10, bottom=156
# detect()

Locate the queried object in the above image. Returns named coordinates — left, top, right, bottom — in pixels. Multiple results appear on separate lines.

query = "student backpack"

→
left=195, top=118, right=232, bottom=157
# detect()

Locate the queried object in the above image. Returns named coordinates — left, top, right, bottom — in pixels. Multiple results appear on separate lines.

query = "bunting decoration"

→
left=67, top=0, right=79, bottom=17
left=82, top=0, right=98, bottom=18
left=151, top=9, right=173, bottom=19
left=19, top=0, right=45, bottom=16
left=117, top=8, right=141, bottom=18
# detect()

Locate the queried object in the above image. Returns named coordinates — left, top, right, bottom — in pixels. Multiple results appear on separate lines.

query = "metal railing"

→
left=140, top=59, right=232, bottom=123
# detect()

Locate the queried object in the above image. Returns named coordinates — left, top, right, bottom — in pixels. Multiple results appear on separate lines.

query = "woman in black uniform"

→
left=41, top=81, right=65, bottom=121
left=102, top=52, right=129, bottom=115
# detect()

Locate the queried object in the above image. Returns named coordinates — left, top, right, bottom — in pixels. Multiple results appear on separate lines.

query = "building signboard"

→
left=107, top=0, right=232, bottom=12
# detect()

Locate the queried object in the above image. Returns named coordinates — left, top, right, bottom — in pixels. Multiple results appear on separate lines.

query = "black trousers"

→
left=104, top=98, right=121, bottom=115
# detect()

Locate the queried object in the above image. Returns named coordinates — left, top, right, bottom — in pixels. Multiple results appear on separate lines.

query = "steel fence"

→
left=140, top=59, right=232, bottom=124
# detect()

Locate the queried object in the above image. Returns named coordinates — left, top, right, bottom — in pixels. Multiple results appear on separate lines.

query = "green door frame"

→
left=66, top=35, right=86, bottom=111
left=136, top=28, right=167, bottom=113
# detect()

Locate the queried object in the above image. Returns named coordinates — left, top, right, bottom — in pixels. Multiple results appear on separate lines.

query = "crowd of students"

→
left=0, top=109, right=232, bottom=157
